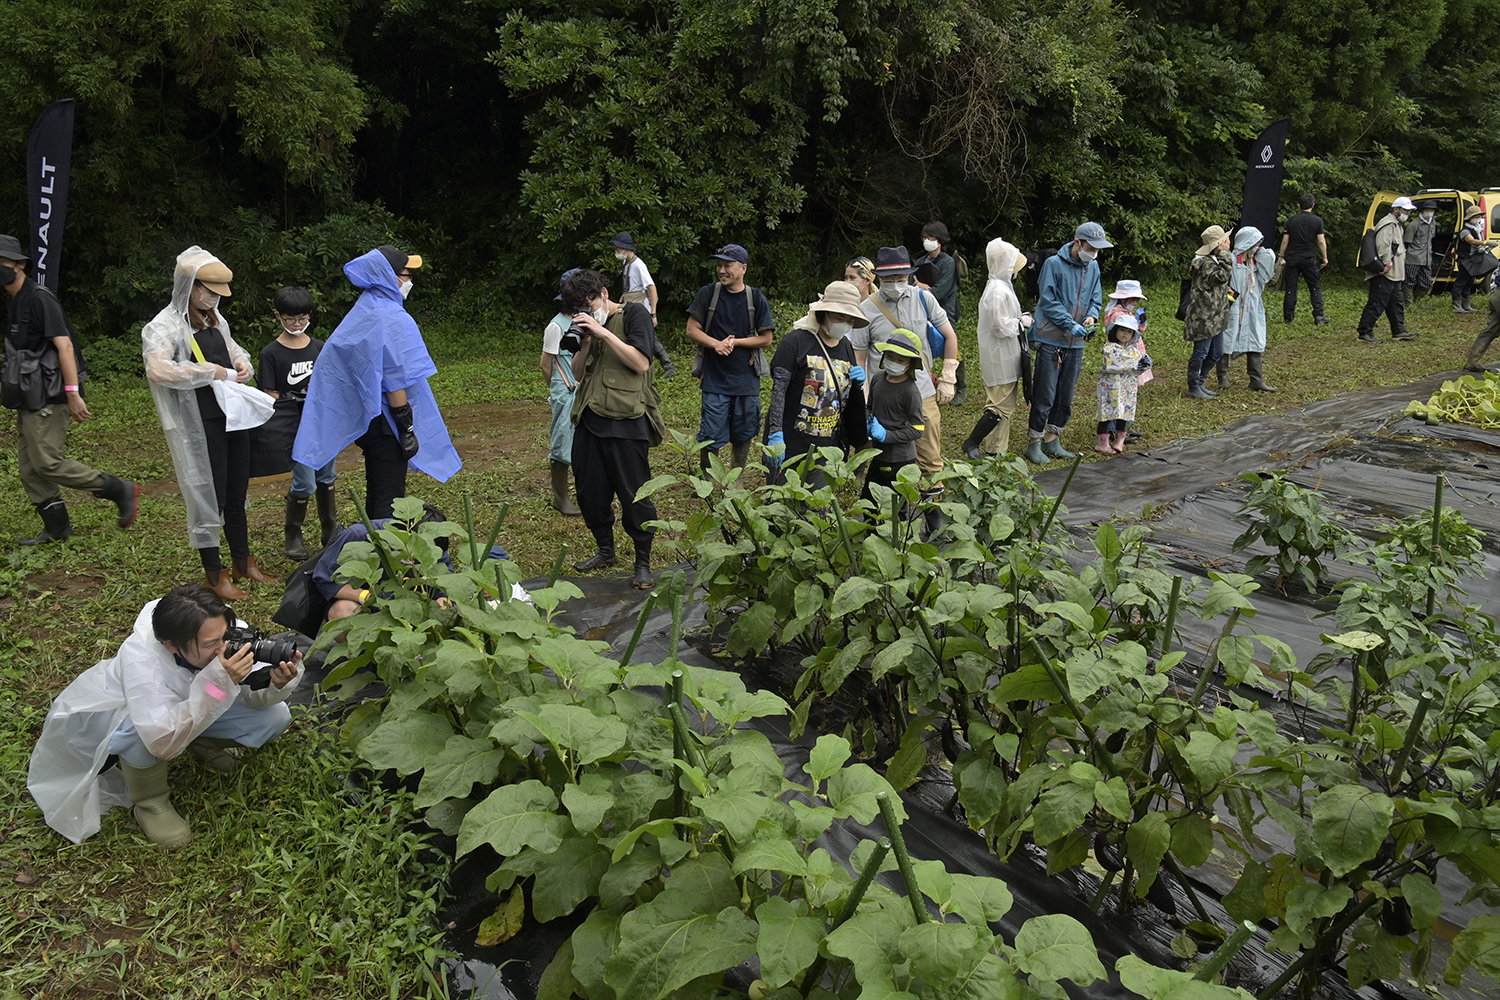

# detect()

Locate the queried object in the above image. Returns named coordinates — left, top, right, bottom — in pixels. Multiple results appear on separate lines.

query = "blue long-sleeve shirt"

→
left=1030, top=244, right=1102, bottom=348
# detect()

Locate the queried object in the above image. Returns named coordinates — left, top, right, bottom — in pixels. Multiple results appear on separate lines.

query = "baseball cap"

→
left=1074, top=222, right=1113, bottom=249
left=376, top=244, right=423, bottom=273
left=709, top=244, right=749, bottom=264
left=1392, top=197, right=1416, bottom=212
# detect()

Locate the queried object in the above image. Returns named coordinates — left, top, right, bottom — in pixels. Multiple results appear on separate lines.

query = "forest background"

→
left=0, top=0, right=1494, bottom=347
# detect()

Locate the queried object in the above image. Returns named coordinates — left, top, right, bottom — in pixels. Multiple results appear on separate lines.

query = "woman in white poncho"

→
left=27, top=584, right=303, bottom=846
left=142, top=247, right=277, bottom=602
left=960, top=238, right=1031, bottom=459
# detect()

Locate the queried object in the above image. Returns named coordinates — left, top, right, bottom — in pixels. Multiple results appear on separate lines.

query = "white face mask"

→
left=1078, top=246, right=1099, bottom=263
left=593, top=305, right=609, bottom=324
left=879, top=279, right=905, bottom=301
left=824, top=319, right=852, bottom=341
left=1422, top=210, right=1435, bottom=222
left=882, top=357, right=909, bottom=377
left=615, top=251, right=628, bottom=261
left=190, top=286, right=220, bottom=313
left=399, top=279, right=413, bottom=300
left=922, top=239, right=940, bottom=253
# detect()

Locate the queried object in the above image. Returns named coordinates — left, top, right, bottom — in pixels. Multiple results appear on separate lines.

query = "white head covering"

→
left=976, top=237, right=1025, bottom=388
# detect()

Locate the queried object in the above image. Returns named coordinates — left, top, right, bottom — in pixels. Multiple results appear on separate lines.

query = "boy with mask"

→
left=257, top=286, right=337, bottom=560
left=861, top=328, right=927, bottom=502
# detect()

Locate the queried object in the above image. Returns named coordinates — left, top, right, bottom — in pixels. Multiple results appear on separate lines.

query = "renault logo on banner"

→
left=1261, top=145, right=1274, bottom=164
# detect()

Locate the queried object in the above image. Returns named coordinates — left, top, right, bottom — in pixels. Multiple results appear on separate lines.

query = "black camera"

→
left=559, top=327, right=583, bottom=353
left=223, top=625, right=298, bottom=690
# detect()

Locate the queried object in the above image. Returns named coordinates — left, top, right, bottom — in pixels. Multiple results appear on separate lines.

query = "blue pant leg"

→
left=108, top=719, right=159, bottom=767
left=290, top=462, right=316, bottom=498
left=1027, top=343, right=1060, bottom=438
left=202, top=699, right=293, bottom=748
left=698, top=392, right=732, bottom=450
left=1043, top=346, right=1083, bottom=434
left=729, top=394, right=762, bottom=445
left=315, top=459, right=337, bottom=485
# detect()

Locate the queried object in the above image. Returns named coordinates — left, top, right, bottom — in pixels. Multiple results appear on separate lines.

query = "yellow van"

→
left=1362, top=188, right=1500, bottom=289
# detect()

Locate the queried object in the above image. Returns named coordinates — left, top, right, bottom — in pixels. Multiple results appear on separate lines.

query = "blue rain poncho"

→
left=1223, top=227, right=1276, bottom=356
left=292, top=249, right=461, bottom=482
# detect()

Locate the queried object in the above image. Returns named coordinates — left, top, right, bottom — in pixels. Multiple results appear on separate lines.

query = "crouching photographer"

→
left=28, top=584, right=303, bottom=847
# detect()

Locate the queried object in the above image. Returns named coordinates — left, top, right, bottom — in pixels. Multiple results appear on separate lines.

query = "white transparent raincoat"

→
left=976, top=238, right=1026, bottom=388
left=140, top=247, right=253, bottom=549
left=26, top=600, right=303, bottom=844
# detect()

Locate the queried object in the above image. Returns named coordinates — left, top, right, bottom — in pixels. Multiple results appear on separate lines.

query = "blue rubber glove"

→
left=867, top=416, right=887, bottom=443
left=1072, top=322, right=1091, bottom=340
left=1134, top=306, right=1147, bottom=326
left=848, top=365, right=866, bottom=386
left=765, top=431, right=784, bottom=469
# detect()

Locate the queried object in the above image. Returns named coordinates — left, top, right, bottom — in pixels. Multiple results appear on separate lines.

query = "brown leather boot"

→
left=231, top=556, right=280, bottom=584
left=205, top=569, right=249, bottom=601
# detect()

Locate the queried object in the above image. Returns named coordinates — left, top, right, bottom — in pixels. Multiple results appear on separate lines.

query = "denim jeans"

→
left=1187, top=334, right=1224, bottom=384
left=1027, top=342, right=1084, bottom=437
left=108, top=700, right=293, bottom=766
left=289, top=459, right=337, bottom=499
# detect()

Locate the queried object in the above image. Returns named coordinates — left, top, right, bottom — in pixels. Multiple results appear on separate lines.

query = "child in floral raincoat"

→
left=1095, top=313, right=1144, bottom=454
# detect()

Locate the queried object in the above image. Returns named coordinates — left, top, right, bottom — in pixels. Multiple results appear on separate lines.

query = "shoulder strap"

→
left=188, top=333, right=208, bottom=365
left=704, top=282, right=723, bottom=335
left=809, top=332, right=848, bottom=401
left=870, top=293, right=900, bottom=331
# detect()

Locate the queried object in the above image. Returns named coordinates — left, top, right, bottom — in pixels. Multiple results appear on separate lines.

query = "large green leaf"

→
left=603, top=891, right=758, bottom=999
left=1125, top=813, right=1172, bottom=896
left=1401, top=874, right=1443, bottom=930
left=413, top=735, right=505, bottom=808
left=1115, top=954, right=1258, bottom=999
left=808, top=734, right=853, bottom=782
left=530, top=838, right=611, bottom=922
left=1032, top=781, right=1093, bottom=846
left=899, top=921, right=991, bottom=989
left=1444, top=912, right=1500, bottom=986
left=1310, top=784, right=1394, bottom=877
left=456, top=780, right=570, bottom=858
left=356, top=710, right=454, bottom=775
left=1180, top=731, right=1236, bottom=790
left=944, top=872, right=1015, bottom=927
left=700, top=787, right=776, bottom=842
left=827, top=764, right=901, bottom=824
left=755, top=896, right=824, bottom=988
left=561, top=772, right=616, bottom=833
left=598, top=841, right=662, bottom=909
left=957, top=757, right=1008, bottom=829
left=831, top=576, right=883, bottom=618
left=824, top=907, right=913, bottom=995
left=514, top=703, right=628, bottom=766
left=728, top=600, right=777, bottom=656
left=1012, top=913, right=1105, bottom=985
left=1171, top=814, right=1215, bottom=868
left=733, top=837, right=809, bottom=877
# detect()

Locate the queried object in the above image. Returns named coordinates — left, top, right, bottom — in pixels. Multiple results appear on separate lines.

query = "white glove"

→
left=936, top=361, right=957, bottom=405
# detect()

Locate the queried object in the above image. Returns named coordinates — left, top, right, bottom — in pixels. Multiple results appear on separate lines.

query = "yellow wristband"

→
left=357, top=589, right=370, bottom=603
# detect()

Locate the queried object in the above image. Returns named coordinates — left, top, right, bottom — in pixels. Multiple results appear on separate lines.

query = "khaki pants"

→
left=982, top=381, right=1020, bottom=454
left=916, top=394, right=942, bottom=475
left=17, top=405, right=104, bottom=505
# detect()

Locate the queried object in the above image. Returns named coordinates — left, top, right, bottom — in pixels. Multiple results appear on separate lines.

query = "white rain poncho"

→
left=140, top=247, right=253, bottom=549
left=975, top=238, right=1026, bottom=388
left=27, top=600, right=303, bottom=844
left=1223, top=227, right=1276, bottom=356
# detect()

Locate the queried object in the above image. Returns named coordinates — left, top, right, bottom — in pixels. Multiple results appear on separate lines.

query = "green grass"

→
left=0, top=274, right=1486, bottom=996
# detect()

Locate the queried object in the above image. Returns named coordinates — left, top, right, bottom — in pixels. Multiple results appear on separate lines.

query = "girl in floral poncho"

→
left=1095, top=313, right=1144, bottom=454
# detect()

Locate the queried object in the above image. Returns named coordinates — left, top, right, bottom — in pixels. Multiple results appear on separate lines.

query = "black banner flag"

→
left=1239, top=117, right=1289, bottom=243
left=27, top=99, right=76, bottom=293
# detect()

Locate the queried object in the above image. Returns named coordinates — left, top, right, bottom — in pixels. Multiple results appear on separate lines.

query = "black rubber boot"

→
left=20, top=500, right=71, bottom=545
left=950, top=359, right=968, bottom=407
left=1246, top=352, right=1277, bottom=392
left=575, top=527, right=617, bottom=572
left=1215, top=355, right=1230, bottom=389
left=92, top=474, right=140, bottom=528
left=631, top=538, right=654, bottom=590
left=284, top=493, right=309, bottom=562
left=961, top=411, right=1001, bottom=460
left=653, top=338, right=677, bottom=378
left=315, top=483, right=339, bottom=547
left=730, top=441, right=752, bottom=470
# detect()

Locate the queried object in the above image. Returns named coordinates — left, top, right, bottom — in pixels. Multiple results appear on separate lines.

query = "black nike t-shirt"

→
left=258, top=337, right=326, bottom=399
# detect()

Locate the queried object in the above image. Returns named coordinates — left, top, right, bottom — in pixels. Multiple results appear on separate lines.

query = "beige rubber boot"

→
left=121, top=759, right=193, bottom=847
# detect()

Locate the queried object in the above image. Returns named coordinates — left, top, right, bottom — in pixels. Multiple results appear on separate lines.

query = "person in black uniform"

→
left=2, top=234, right=138, bottom=545
left=564, top=269, right=664, bottom=589
left=1276, top=193, right=1330, bottom=325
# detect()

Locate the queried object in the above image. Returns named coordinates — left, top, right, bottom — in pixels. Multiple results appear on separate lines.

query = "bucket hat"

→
left=1108, top=279, right=1147, bottom=300
left=1465, top=205, right=1485, bottom=221
left=1197, top=225, right=1230, bottom=256
left=878, top=328, right=926, bottom=370
left=610, top=232, right=636, bottom=251
left=808, top=280, right=869, bottom=327
left=873, top=246, right=917, bottom=277
left=0, top=234, right=30, bottom=262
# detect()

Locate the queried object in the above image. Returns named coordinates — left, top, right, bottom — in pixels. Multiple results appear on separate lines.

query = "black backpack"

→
left=1358, top=227, right=1387, bottom=274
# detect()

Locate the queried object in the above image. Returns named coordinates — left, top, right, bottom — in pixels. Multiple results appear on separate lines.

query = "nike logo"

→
left=286, top=369, right=312, bottom=385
